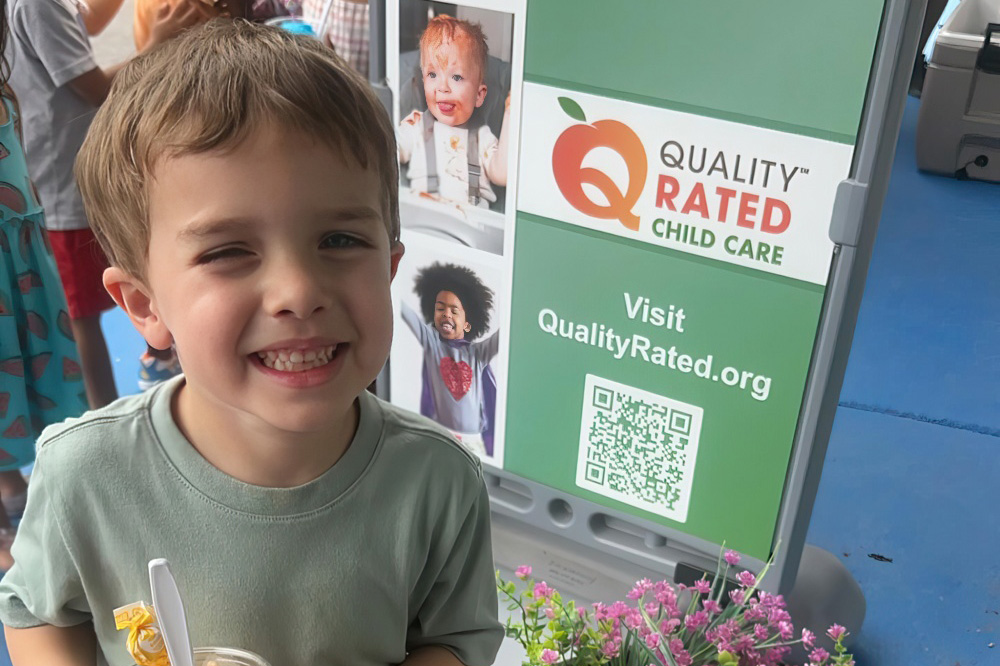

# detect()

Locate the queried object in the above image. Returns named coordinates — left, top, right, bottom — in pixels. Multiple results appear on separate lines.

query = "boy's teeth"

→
left=257, top=345, right=336, bottom=372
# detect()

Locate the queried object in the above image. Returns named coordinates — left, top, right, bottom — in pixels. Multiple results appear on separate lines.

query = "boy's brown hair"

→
left=76, top=20, right=399, bottom=281
left=419, top=15, right=489, bottom=82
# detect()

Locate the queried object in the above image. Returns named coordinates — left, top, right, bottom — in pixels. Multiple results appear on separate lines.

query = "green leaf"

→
left=718, top=650, right=739, bottom=666
left=558, top=96, right=587, bottom=123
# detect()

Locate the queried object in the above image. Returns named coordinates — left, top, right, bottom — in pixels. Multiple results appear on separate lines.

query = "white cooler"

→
left=916, top=0, right=1000, bottom=182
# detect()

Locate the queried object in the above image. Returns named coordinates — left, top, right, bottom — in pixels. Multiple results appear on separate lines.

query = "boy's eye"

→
left=452, top=74, right=463, bottom=82
left=427, top=71, right=437, bottom=79
left=198, top=246, right=250, bottom=264
left=320, top=233, right=363, bottom=249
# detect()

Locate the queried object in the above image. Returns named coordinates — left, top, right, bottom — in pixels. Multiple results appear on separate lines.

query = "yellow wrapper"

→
left=114, top=601, right=171, bottom=666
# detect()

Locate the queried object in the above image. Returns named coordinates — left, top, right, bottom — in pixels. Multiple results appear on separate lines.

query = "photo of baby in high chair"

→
left=396, top=7, right=513, bottom=213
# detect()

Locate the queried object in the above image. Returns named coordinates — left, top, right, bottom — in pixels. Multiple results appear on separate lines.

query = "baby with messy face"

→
left=419, top=18, right=488, bottom=128
left=397, top=15, right=510, bottom=207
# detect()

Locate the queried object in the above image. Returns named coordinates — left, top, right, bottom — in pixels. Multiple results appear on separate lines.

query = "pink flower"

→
left=668, top=638, right=685, bottom=656
left=659, top=618, right=680, bottom=634
left=729, top=589, right=746, bottom=606
left=754, top=623, right=769, bottom=641
left=645, top=633, right=660, bottom=649
left=644, top=602, right=660, bottom=616
left=736, top=570, right=757, bottom=588
left=540, top=648, right=559, bottom=664
left=693, top=578, right=712, bottom=594
left=533, top=582, right=554, bottom=599
left=801, top=628, right=816, bottom=648
left=778, top=620, right=794, bottom=640
left=515, top=565, right=532, bottom=580
left=703, top=599, right=722, bottom=614
left=724, top=550, right=741, bottom=566
left=545, top=607, right=556, bottom=619
left=628, top=578, right=654, bottom=600
left=827, top=624, right=846, bottom=641
left=577, top=607, right=588, bottom=620
left=608, top=601, right=629, bottom=618
left=809, top=647, right=830, bottom=662
left=600, top=641, right=619, bottom=658
left=684, top=610, right=709, bottom=631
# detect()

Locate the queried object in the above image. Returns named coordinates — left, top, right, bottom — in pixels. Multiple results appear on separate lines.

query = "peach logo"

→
left=552, top=97, right=647, bottom=231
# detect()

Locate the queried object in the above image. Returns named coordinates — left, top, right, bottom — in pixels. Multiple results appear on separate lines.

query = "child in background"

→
left=5, top=0, right=205, bottom=404
left=401, top=262, right=499, bottom=457
left=0, top=0, right=89, bottom=570
left=0, top=22, right=502, bottom=666
left=397, top=15, right=510, bottom=208
left=303, top=0, right=370, bottom=77
left=134, top=0, right=303, bottom=51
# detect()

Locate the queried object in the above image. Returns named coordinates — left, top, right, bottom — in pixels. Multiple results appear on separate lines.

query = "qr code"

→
left=576, top=374, right=703, bottom=523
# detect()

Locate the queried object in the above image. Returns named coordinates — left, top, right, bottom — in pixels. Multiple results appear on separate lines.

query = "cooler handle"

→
left=975, top=23, right=1000, bottom=74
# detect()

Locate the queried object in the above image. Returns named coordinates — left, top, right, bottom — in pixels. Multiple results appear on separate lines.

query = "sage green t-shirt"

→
left=0, top=377, right=503, bottom=666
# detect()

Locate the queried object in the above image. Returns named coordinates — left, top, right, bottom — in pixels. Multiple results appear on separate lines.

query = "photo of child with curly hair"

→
left=401, top=261, right=499, bottom=457
left=397, top=14, right=511, bottom=210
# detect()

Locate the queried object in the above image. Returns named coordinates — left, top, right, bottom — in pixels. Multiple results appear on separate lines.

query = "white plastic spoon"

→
left=148, top=558, right=196, bottom=666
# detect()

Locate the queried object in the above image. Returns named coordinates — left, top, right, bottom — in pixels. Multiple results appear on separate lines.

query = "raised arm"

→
left=5, top=623, right=98, bottom=666
left=79, top=0, right=127, bottom=35
left=473, top=328, right=500, bottom=364
left=70, top=0, right=212, bottom=106
left=400, top=302, right=434, bottom=348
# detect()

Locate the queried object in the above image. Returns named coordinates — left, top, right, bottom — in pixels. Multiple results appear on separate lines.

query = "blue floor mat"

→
left=838, top=97, right=1000, bottom=434
left=807, top=407, right=1000, bottom=665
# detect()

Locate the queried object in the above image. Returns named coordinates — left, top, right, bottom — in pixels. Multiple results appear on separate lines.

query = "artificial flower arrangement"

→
left=496, top=548, right=855, bottom=666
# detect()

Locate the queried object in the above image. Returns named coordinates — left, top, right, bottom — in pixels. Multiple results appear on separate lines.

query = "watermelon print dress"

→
left=0, top=95, right=88, bottom=469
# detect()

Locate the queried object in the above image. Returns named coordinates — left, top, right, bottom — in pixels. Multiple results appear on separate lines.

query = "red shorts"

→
left=48, top=228, right=116, bottom=320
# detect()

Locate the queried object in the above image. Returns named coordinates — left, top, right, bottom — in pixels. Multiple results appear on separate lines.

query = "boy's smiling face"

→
left=115, top=126, right=402, bottom=446
left=421, top=36, right=487, bottom=127
left=434, top=290, right=470, bottom=340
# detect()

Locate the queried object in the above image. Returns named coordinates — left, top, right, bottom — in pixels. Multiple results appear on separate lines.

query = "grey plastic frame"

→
left=374, top=0, right=929, bottom=594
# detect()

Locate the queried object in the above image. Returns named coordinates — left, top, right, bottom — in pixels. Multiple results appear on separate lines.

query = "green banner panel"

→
left=503, top=214, right=825, bottom=560
left=524, top=0, right=886, bottom=142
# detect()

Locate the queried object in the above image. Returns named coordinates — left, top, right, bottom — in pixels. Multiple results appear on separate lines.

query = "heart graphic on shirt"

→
left=440, top=358, right=472, bottom=401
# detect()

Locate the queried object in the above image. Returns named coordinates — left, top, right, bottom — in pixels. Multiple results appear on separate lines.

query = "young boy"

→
left=0, top=22, right=503, bottom=666
left=397, top=15, right=510, bottom=208
left=401, top=263, right=499, bottom=458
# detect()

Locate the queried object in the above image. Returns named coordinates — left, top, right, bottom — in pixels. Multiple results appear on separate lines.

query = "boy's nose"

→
left=263, top=259, right=330, bottom=319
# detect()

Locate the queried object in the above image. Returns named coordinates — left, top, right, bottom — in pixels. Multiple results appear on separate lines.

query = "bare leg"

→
left=0, top=471, right=27, bottom=500
left=70, top=315, right=118, bottom=409
left=0, top=499, right=13, bottom=571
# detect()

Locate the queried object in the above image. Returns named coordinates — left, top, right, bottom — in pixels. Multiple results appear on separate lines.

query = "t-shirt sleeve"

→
left=473, top=329, right=500, bottom=365
left=401, top=302, right=434, bottom=348
left=406, top=476, right=503, bottom=665
left=13, top=0, right=97, bottom=88
left=0, top=443, right=90, bottom=628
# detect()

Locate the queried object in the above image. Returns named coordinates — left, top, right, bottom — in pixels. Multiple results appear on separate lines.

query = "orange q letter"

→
left=552, top=97, right=647, bottom=231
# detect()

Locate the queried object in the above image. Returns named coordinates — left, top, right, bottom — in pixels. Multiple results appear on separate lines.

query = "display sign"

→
left=387, top=0, right=887, bottom=563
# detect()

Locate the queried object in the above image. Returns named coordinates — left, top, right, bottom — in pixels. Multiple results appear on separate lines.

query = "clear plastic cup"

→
left=193, top=647, right=271, bottom=666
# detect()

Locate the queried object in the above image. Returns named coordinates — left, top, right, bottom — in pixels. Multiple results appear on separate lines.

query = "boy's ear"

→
left=475, top=83, right=487, bottom=109
left=389, top=241, right=405, bottom=282
left=103, top=267, right=174, bottom=351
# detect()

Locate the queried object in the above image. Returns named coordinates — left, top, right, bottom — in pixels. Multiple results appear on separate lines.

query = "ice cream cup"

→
left=193, top=647, right=271, bottom=666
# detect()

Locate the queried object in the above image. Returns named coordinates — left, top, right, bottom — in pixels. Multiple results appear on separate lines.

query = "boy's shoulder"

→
left=366, top=392, right=484, bottom=480
left=35, top=386, right=160, bottom=471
